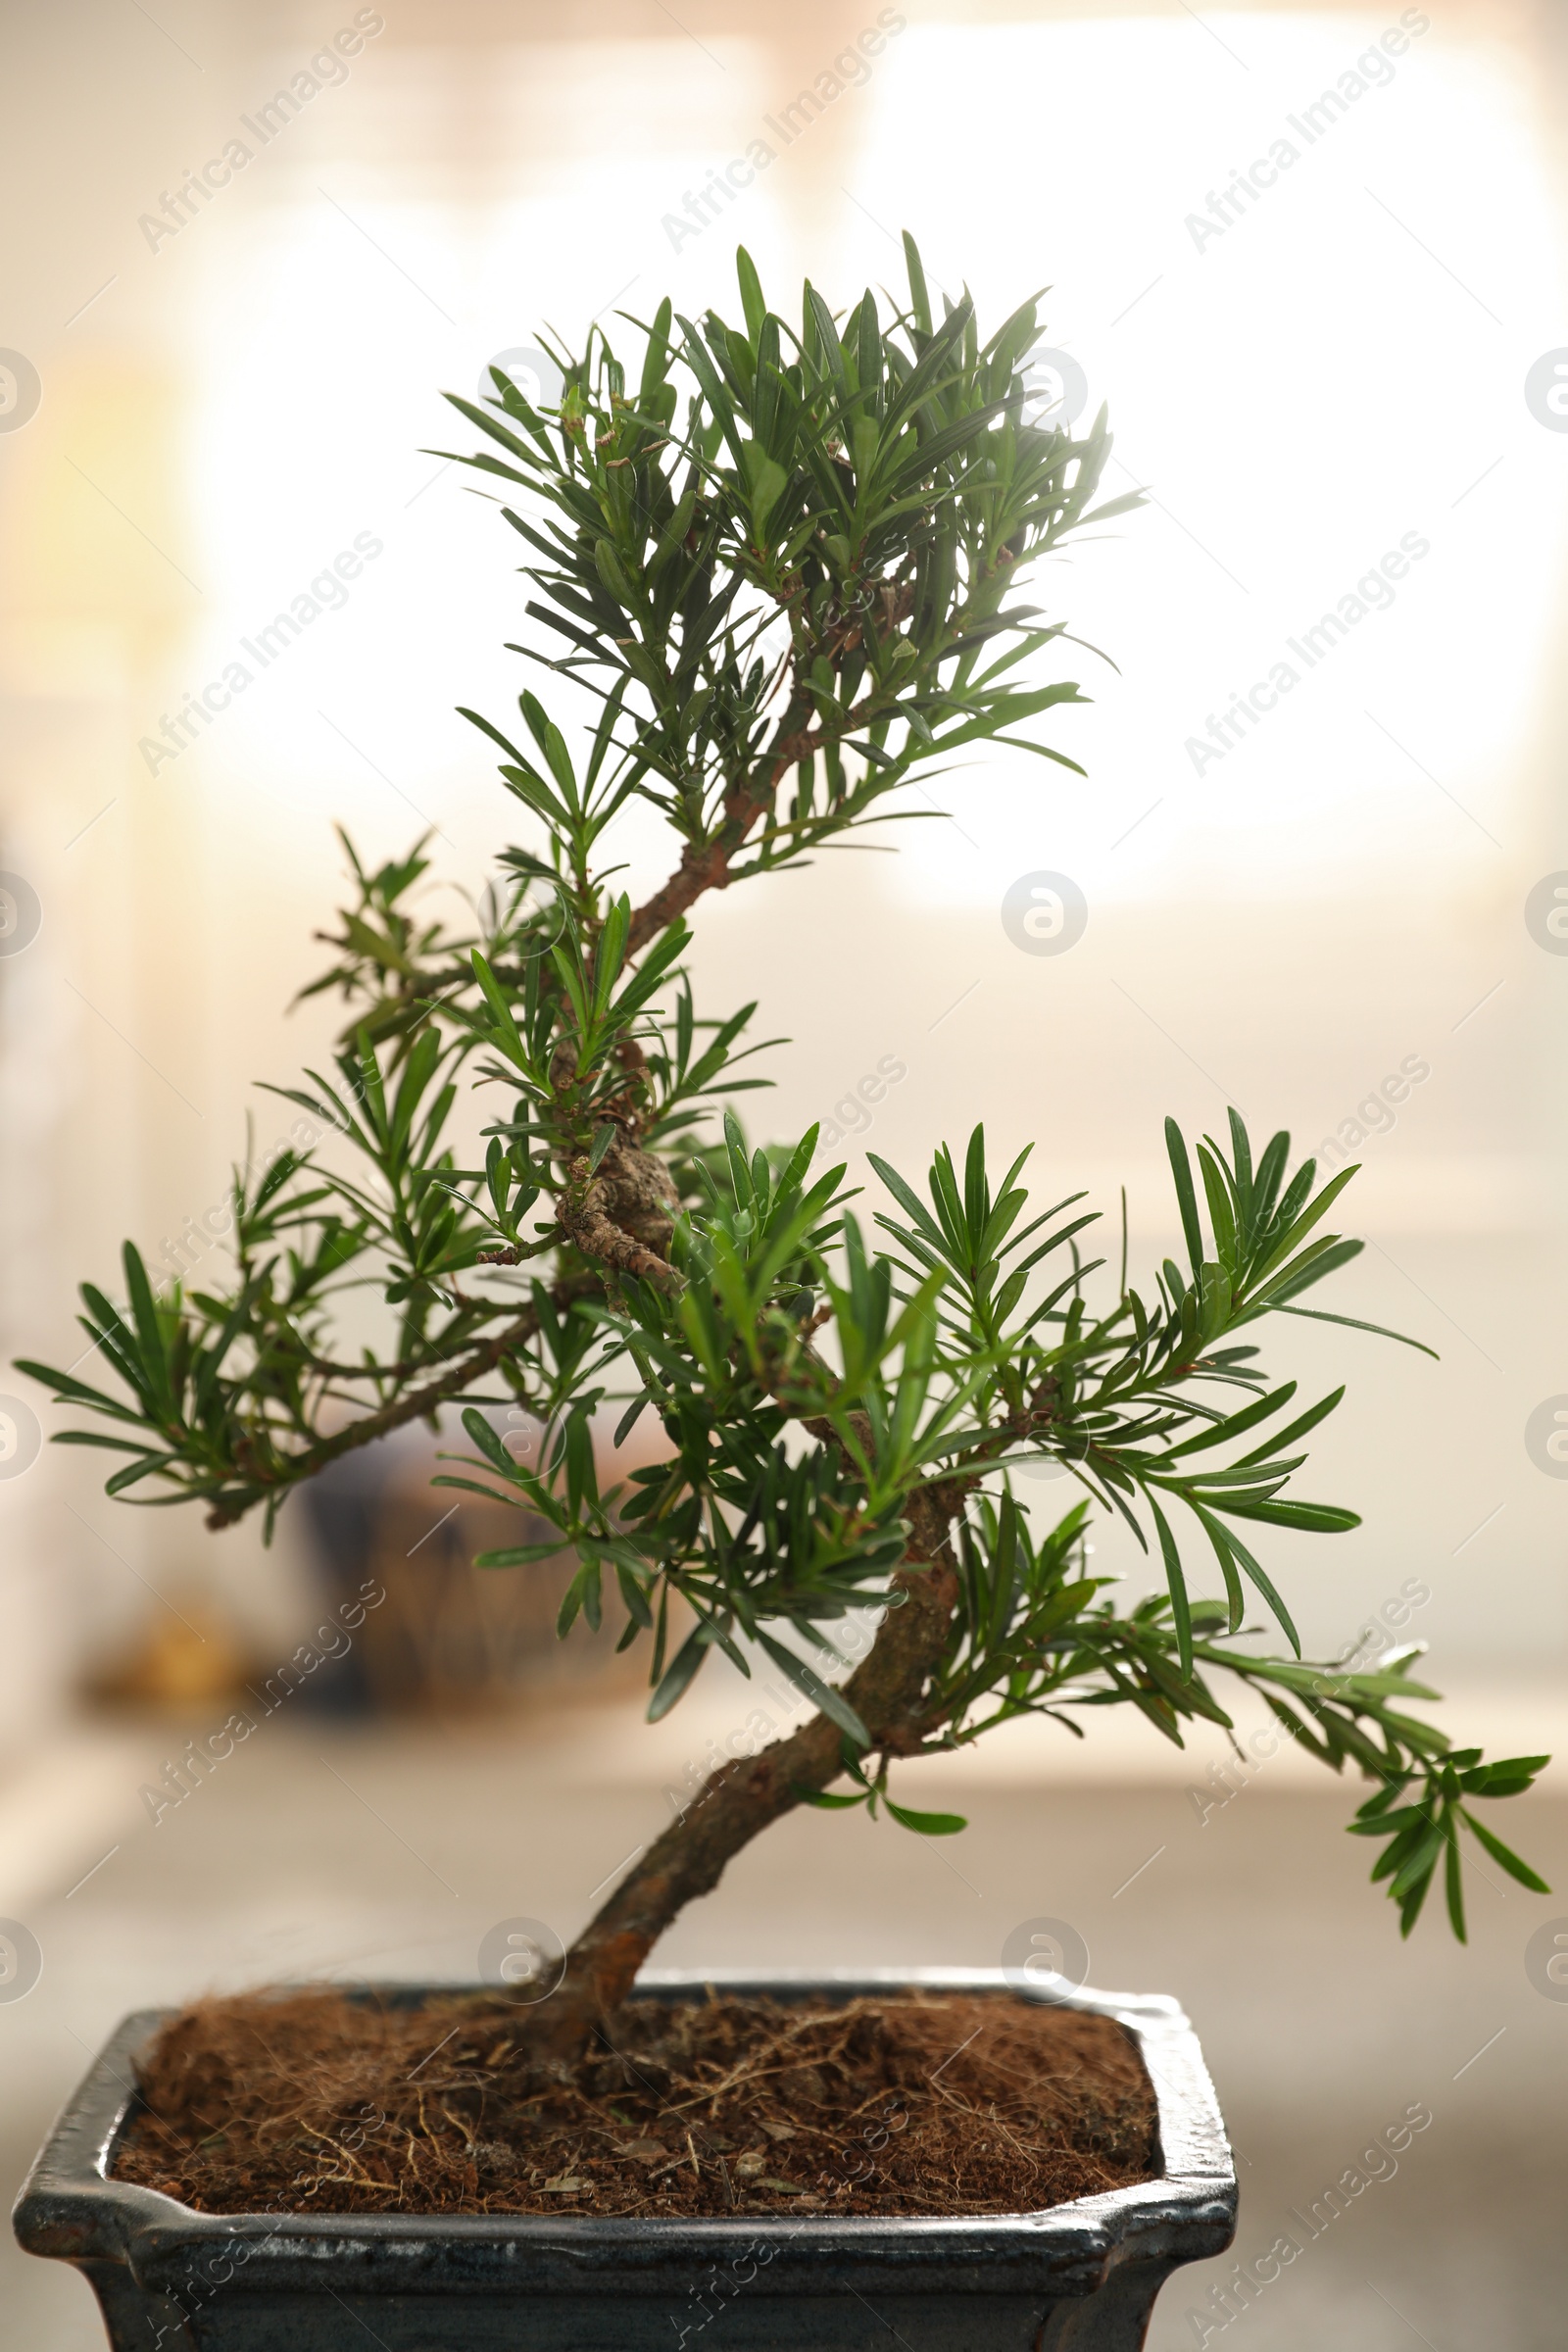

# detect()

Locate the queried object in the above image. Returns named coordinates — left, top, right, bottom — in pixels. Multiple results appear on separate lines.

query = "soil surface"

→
left=113, top=1987, right=1161, bottom=2218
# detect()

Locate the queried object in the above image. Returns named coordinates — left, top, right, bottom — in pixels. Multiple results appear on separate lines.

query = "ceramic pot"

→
left=14, top=1968, right=1236, bottom=2351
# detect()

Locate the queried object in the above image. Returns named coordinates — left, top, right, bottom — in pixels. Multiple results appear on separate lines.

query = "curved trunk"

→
left=530, top=1530, right=958, bottom=2072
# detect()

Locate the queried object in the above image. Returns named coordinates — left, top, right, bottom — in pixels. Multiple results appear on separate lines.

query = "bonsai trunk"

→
left=530, top=1525, right=957, bottom=2072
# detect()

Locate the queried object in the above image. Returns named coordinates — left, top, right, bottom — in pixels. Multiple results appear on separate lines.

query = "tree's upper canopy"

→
left=20, top=240, right=1547, bottom=1940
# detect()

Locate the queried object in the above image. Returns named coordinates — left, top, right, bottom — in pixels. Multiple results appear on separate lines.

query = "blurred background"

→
left=1, top=0, right=1566, bottom=2342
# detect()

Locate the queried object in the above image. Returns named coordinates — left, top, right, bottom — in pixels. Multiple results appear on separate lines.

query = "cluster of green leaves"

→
left=872, top=1108, right=1435, bottom=1686
left=20, top=236, right=1125, bottom=1532
left=17, top=242, right=1546, bottom=1940
left=439, top=231, right=1139, bottom=912
left=415, top=1098, right=1543, bottom=1936
left=1352, top=1750, right=1549, bottom=1938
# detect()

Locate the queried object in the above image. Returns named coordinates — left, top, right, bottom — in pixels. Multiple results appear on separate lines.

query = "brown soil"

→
left=113, top=1988, right=1161, bottom=2219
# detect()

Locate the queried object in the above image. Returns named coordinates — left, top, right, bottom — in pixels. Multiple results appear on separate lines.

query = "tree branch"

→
left=625, top=693, right=886, bottom=955
left=530, top=1488, right=958, bottom=2071
left=203, top=1298, right=561, bottom=1528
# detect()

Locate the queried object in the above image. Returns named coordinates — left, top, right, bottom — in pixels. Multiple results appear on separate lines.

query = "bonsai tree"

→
left=22, top=239, right=1546, bottom=2074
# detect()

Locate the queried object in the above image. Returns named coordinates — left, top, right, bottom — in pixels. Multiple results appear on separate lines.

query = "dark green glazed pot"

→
left=14, top=1969, right=1236, bottom=2351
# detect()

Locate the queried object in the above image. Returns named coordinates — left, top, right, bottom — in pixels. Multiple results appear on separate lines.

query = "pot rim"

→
left=13, top=1968, right=1237, bottom=2296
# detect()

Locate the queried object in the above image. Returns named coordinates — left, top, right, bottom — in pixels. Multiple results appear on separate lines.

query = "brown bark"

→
left=558, top=1158, right=681, bottom=1291
left=529, top=1492, right=958, bottom=2073
left=590, top=1131, right=683, bottom=1259
left=208, top=1126, right=682, bottom=1527
left=624, top=692, right=885, bottom=956
left=627, top=833, right=752, bottom=956
left=203, top=1304, right=552, bottom=1530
